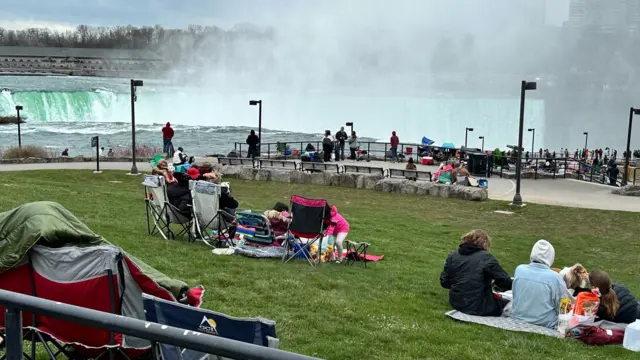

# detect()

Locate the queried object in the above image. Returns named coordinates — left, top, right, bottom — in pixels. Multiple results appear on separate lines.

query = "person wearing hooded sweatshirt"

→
left=512, top=240, right=573, bottom=329
left=162, top=122, right=174, bottom=155
left=440, top=229, right=512, bottom=316
left=325, top=205, right=349, bottom=263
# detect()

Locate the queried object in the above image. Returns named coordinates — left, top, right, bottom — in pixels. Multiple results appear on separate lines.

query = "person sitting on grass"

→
left=589, top=270, right=640, bottom=324
left=152, top=159, right=176, bottom=184
left=440, top=229, right=512, bottom=316
left=512, top=240, right=573, bottom=329
left=264, top=202, right=292, bottom=240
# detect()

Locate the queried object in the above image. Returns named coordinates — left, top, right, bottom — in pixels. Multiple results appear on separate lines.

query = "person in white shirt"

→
left=172, top=147, right=187, bottom=165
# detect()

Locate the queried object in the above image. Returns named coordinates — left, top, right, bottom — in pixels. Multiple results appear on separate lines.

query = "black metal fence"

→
left=234, top=141, right=466, bottom=162
left=0, top=289, right=320, bottom=360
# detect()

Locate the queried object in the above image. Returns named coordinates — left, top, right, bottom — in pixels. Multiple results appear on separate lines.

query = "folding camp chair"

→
left=236, top=211, right=288, bottom=246
left=142, top=293, right=279, bottom=360
left=344, top=240, right=371, bottom=268
left=190, top=180, right=235, bottom=248
left=144, top=175, right=171, bottom=240
left=144, top=175, right=193, bottom=241
left=281, top=195, right=329, bottom=267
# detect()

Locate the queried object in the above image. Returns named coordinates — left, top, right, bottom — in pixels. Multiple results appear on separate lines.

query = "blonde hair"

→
left=460, top=229, right=492, bottom=250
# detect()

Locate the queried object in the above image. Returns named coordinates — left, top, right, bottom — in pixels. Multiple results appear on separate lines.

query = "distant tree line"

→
left=0, top=24, right=274, bottom=62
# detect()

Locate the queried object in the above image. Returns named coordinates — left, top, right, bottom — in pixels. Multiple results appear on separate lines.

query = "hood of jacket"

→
left=530, top=239, right=555, bottom=267
left=330, top=205, right=338, bottom=217
left=458, top=243, right=484, bottom=256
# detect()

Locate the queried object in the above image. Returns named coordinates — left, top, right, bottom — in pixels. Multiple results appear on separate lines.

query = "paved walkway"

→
left=1, top=159, right=638, bottom=212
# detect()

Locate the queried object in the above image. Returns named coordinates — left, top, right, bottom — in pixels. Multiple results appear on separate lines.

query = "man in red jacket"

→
left=390, top=131, right=399, bottom=162
left=162, top=122, right=174, bottom=155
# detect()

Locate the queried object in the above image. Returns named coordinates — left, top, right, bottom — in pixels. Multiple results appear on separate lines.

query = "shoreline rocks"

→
left=612, top=185, right=640, bottom=197
left=214, top=164, right=488, bottom=202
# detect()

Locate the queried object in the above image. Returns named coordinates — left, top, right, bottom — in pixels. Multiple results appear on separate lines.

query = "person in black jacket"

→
left=166, top=172, right=192, bottom=218
left=590, top=270, right=640, bottom=324
left=246, top=130, right=260, bottom=159
left=440, top=229, right=513, bottom=316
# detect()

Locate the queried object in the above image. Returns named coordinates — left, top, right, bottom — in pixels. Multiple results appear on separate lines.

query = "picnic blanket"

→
left=445, top=310, right=565, bottom=338
left=232, top=243, right=286, bottom=259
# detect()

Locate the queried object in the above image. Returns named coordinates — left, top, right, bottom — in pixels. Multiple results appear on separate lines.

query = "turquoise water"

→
left=0, top=75, right=547, bottom=155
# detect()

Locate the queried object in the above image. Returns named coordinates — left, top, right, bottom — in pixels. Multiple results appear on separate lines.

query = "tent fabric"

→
left=422, top=137, right=434, bottom=146
left=0, top=201, right=190, bottom=298
left=442, top=142, right=455, bottom=148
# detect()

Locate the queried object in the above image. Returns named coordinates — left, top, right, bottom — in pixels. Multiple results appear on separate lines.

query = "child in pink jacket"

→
left=325, top=205, right=350, bottom=263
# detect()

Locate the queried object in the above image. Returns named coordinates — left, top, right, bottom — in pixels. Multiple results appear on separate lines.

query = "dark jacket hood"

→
left=458, top=243, right=484, bottom=256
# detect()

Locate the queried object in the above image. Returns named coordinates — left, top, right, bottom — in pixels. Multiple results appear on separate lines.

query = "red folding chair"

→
left=281, top=195, right=330, bottom=266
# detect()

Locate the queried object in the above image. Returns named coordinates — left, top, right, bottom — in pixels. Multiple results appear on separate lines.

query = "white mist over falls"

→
left=1, top=0, right=638, bottom=155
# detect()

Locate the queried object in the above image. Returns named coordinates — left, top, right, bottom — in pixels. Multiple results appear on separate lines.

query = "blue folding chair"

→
left=142, top=294, right=279, bottom=360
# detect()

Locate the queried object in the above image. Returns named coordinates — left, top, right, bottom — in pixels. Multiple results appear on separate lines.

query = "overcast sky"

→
left=0, top=0, right=569, bottom=30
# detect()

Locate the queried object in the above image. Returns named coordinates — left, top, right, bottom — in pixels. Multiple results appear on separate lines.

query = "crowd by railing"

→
left=233, top=140, right=460, bottom=163
left=0, top=289, right=319, bottom=360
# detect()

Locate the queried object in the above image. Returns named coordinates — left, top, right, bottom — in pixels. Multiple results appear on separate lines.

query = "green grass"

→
left=0, top=170, right=639, bottom=360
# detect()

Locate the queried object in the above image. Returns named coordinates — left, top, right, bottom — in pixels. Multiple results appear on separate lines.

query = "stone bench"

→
left=342, top=164, right=385, bottom=176
left=212, top=165, right=487, bottom=201
left=299, top=162, right=340, bottom=173
left=389, top=168, right=433, bottom=181
left=217, top=157, right=256, bottom=167
left=259, top=159, right=298, bottom=170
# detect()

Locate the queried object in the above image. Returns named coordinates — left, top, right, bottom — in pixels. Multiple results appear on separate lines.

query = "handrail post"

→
left=534, top=158, right=538, bottom=180
left=5, top=307, right=23, bottom=360
left=384, top=143, right=388, bottom=162
left=564, top=158, right=567, bottom=178
left=268, top=144, right=271, bottom=159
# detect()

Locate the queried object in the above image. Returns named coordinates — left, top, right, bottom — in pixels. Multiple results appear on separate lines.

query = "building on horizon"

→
left=566, top=0, right=640, bottom=32
left=0, top=46, right=168, bottom=78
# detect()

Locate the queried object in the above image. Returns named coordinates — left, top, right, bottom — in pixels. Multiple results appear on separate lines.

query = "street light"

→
left=130, top=79, right=143, bottom=175
left=512, top=80, right=537, bottom=206
left=623, top=107, right=640, bottom=186
left=478, top=136, right=484, bottom=152
left=249, top=100, right=262, bottom=156
left=583, top=132, right=589, bottom=153
left=346, top=121, right=354, bottom=134
left=15, top=105, right=23, bottom=149
left=464, top=127, right=474, bottom=147
left=528, top=128, right=535, bottom=156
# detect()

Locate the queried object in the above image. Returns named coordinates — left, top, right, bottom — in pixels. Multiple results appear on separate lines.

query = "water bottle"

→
left=623, top=320, right=640, bottom=352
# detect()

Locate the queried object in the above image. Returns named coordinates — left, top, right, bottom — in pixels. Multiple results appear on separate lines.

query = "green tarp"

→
left=0, top=201, right=189, bottom=298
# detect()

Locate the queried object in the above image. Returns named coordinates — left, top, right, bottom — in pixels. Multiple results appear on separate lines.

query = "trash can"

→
left=467, top=152, right=488, bottom=177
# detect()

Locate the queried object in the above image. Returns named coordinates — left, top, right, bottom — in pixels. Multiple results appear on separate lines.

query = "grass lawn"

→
left=0, top=170, right=639, bottom=360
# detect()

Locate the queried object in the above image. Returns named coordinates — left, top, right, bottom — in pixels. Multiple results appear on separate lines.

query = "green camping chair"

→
left=438, top=170, right=453, bottom=185
left=149, top=154, right=164, bottom=168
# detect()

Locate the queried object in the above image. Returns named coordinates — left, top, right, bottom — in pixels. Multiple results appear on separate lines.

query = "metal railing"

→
left=494, top=157, right=573, bottom=180
left=233, top=141, right=460, bottom=163
left=0, top=290, right=320, bottom=360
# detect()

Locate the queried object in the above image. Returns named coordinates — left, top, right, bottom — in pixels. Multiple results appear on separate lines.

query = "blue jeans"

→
left=163, top=138, right=172, bottom=153
left=391, top=147, right=398, bottom=161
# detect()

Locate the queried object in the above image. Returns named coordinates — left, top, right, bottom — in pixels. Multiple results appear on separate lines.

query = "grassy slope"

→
left=0, top=170, right=638, bottom=360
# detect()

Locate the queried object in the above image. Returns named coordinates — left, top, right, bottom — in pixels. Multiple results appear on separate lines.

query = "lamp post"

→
left=249, top=100, right=262, bottom=156
left=583, top=132, right=589, bottom=154
left=478, top=136, right=484, bottom=152
left=512, top=80, right=537, bottom=206
left=623, top=107, right=640, bottom=186
left=346, top=121, right=354, bottom=134
left=464, top=127, right=474, bottom=147
left=130, top=79, right=143, bottom=175
left=528, top=128, right=535, bottom=156
left=15, top=105, right=23, bottom=149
